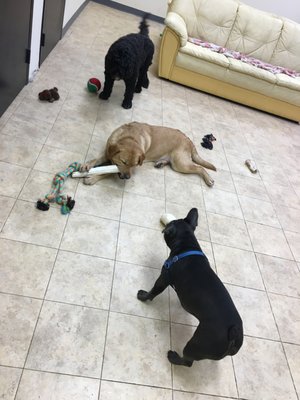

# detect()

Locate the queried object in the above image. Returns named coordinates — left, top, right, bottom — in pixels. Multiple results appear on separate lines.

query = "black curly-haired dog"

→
left=99, top=14, right=154, bottom=109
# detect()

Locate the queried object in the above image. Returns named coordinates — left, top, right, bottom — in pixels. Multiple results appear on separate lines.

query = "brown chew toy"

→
left=38, top=87, right=60, bottom=102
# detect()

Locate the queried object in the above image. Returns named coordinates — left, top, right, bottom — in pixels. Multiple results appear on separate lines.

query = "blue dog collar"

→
left=163, top=250, right=204, bottom=270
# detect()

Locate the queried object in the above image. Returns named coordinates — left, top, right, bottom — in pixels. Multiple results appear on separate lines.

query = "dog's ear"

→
left=138, top=152, right=145, bottom=166
left=184, top=208, right=198, bottom=230
left=107, top=143, right=120, bottom=158
left=162, top=223, right=177, bottom=237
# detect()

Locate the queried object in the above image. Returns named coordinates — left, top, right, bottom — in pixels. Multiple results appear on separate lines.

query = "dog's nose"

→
left=118, top=173, right=130, bottom=179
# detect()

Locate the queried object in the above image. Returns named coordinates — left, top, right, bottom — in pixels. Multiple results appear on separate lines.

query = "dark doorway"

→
left=40, top=0, right=65, bottom=65
left=0, top=0, right=33, bottom=117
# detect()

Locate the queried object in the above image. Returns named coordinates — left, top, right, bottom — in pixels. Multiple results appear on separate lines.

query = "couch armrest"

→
left=165, top=12, right=188, bottom=47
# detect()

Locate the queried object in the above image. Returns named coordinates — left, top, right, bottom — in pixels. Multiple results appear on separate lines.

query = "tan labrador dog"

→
left=81, top=122, right=216, bottom=186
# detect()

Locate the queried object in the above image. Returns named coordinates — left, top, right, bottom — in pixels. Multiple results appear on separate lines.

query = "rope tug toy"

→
left=36, top=162, right=81, bottom=214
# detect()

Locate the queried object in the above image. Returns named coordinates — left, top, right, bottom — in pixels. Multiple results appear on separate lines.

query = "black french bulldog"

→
left=137, top=208, right=243, bottom=367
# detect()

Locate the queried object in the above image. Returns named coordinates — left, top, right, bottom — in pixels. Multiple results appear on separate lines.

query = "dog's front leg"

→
left=99, top=72, right=114, bottom=100
left=122, top=78, right=136, bottom=109
left=137, top=270, right=169, bottom=301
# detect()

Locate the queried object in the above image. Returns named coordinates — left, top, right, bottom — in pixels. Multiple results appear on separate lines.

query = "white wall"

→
left=113, top=0, right=168, bottom=18
left=240, top=0, right=299, bottom=23
left=29, top=0, right=44, bottom=81
left=63, top=0, right=86, bottom=27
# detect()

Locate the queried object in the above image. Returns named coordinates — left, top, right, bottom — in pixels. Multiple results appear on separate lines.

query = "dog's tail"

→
left=191, top=146, right=216, bottom=171
left=139, top=13, right=150, bottom=36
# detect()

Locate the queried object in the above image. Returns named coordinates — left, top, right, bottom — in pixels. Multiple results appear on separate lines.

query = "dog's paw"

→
left=122, top=100, right=132, bottom=109
left=80, top=163, right=91, bottom=172
left=83, top=175, right=99, bottom=185
left=99, top=91, right=109, bottom=100
left=142, top=78, right=149, bottom=89
left=168, top=351, right=182, bottom=365
left=137, top=290, right=150, bottom=302
left=135, top=86, right=142, bottom=93
left=205, top=177, right=215, bottom=187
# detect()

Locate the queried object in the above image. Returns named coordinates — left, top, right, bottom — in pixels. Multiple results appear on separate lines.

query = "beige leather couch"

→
left=158, top=0, right=300, bottom=122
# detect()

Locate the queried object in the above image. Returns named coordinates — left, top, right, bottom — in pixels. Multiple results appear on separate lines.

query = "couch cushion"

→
left=276, top=74, right=300, bottom=91
left=176, top=52, right=229, bottom=80
left=270, top=20, right=300, bottom=72
left=226, top=4, right=283, bottom=63
left=169, top=0, right=239, bottom=46
left=228, top=58, right=276, bottom=83
left=180, top=42, right=229, bottom=67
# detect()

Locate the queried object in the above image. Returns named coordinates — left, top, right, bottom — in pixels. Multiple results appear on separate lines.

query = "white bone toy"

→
left=160, top=213, right=176, bottom=226
left=72, top=165, right=119, bottom=178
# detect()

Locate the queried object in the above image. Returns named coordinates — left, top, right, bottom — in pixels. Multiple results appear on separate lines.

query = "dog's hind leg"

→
left=137, top=270, right=170, bottom=301
left=135, top=53, right=153, bottom=92
left=122, top=78, right=136, bottom=109
left=99, top=72, right=114, bottom=100
left=191, top=147, right=216, bottom=171
left=171, top=154, right=215, bottom=187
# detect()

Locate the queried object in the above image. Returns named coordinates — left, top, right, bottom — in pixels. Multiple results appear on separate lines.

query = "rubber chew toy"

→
left=72, top=164, right=119, bottom=178
left=160, top=213, right=176, bottom=226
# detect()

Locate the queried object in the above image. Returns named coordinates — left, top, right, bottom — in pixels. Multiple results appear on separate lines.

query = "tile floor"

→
left=0, top=2, right=300, bottom=399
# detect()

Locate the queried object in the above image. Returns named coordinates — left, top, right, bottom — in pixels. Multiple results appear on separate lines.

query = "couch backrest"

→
left=225, top=4, right=283, bottom=63
left=168, top=0, right=300, bottom=71
left=168, top=0, right=239, bottom=47
left=270, top=19, right=300, bottom=72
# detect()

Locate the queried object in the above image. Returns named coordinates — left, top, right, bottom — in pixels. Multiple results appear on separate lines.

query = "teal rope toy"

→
left=36, top=162, right=81, bottom=214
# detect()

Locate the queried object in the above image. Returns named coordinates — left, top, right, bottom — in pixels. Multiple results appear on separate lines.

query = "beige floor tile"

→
left=0, top=293, right=41, bottom=367
left=171, top=324, right=237, bottom=397
left=124, top=164, right=165, bottom=200
left=166, top=177, right=205, bottom=209
left=239, top=195, right=280, bottom=228
left=34, top=145, right=84, bottom=175
left=99, top=380, right=172, bottom=400
left=203, top=188, right=243, bottom=219
left=207, top=169, right=235, bottom=193
left=213, top=244, right=264, bottom=289
left=0, top=196, right=15, bottom=230
left=257, top=253, right=300, bottom=297
left=0, top=134, right=42, bottom=168
left=232, top=173, right=270, bottom=201
left=60, top=212, right=118, bottom=258
left=111, top=262, right=169, bottom=320
left=117, top=222, right=167, bottom=268
left=264, top=182, right=300, bottom=209
left=226, top=285, right=279, bottom=340
left=1, top=200, right=67, bottom=248
left=16, top=370, right=99, bottom=400
left=102, top=312, right=172, bottom=387
left=247, top=222, right=293, bottom=259
left=207, top=212, right=252, bottom=251
left=275, top=205, right=300, bottom=233
left=0, top=239, right=56, bottom=297
left=0, top=162, right=30, bottom=198
left=121, top=192, right=165, bottom=230
left=285, top=231, right=300, bottom=261
left=75, top=180, right=123, bottom=220
left=233, top=336, right=297, bottom=400
left=46, top=251, right=114, bottom=309
left=46, top=122, right=91, bottom=155
left=1, top=115, right=51, bottom=144
left=269, top=293, right=300, bottom=345
left=0, top=366, right=22, bottom=400
left=284, top=343, right=300, bottom=397
left=174, top=392, right=236, bottom=400
left=26, top=301, right=108, bottom=377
